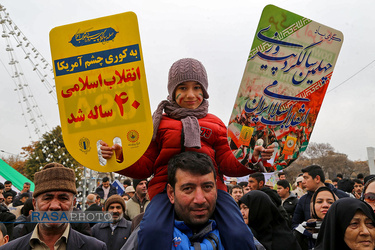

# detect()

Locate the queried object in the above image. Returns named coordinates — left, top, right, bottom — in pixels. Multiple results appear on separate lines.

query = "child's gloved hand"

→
left=253, top=143, right=275, bottom=162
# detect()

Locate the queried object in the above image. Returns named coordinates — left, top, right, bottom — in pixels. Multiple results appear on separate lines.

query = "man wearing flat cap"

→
left=0, top=162, right=106, bottom=250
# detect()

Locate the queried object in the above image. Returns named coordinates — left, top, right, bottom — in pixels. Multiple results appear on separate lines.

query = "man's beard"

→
left=112, top=212, right=123, bottom=223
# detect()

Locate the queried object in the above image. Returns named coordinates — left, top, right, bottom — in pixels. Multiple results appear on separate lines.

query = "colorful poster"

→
left=228, top=5, right=343, bottom=171
left=50, top=12, right=152, bottom=172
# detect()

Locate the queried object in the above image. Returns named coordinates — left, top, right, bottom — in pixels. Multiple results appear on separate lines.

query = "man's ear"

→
left=3, top=235, right=9, bottom=244
left=167, top=184, right=175, bottom=204
left=259, top=180, right=264, bottom=188
left=32, top=198, right=36, bottom=210
left=315, top=175, right=321, bottom=183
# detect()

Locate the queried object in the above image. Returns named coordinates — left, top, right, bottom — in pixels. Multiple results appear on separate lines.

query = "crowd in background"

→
left=0, top=166, right=374, bottom=249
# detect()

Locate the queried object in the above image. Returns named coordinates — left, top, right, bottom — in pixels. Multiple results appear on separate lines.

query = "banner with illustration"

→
left=50, top=12, right=152, bottom=172
left=228, top=5, right=343, bottom=171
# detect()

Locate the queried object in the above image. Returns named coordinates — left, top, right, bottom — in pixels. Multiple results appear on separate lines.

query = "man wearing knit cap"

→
left=92, top=195, right=132, bottom=250
left=125, top=179, right=149, bottom=220
left=0, top=162, right=107, bottom=250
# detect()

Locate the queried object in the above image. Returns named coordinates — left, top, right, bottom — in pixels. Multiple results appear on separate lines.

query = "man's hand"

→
left=100, top=141, right=123, bottom=160
left=353, top=192, right=361, bottom=199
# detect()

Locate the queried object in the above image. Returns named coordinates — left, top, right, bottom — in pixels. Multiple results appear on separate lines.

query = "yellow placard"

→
left=50, top=12, right=152, bottom=172
left=238, top=126, right=254, bottom=146
left=282, top=136, right=297, bottom=156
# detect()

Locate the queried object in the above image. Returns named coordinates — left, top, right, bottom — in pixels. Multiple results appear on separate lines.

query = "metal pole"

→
left=89, top=169, right=93, bottom=193
left=82, top=167, right=87, bottom=211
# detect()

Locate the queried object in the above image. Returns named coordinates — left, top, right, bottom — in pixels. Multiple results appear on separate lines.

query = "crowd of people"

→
left=1, top=159, right=374, bottom=250
left=227, top=168, right=375, bottom=250
left=0, top=58, right=375, bottom=249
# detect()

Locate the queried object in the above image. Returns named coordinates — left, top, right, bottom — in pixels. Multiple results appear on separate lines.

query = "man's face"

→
left=4, top=196, right=12, bottom=205
left=353, top=183, right=363, bottom=195
left=95, top=196, right=101, bottom=205
left=23, top=184, right=30, bottom=192
left=20, top=196, right=28, bottom=204
left=33, top=191, right=75, bottom=229
left=102, top=181, right=110, bottom=189
left=248, top=177, right=260, bottom=191
left=302, top=172, right=319, bottom=192
left=277, top=185, right=289, bottom=199
left=4, top=184, right=11, bottom=192
left=279, top=174, right=286, bottom=180
left=231, top=188, right=243, bottom=203
left=243, top=186, right=251, bottom=194
left=297, top=181, right=305, bottom=189
left=107, top=203, right=123, bottom=223
left=136, top=181, right=148, bottom=197
left=167, top=169, right=217, bottom=229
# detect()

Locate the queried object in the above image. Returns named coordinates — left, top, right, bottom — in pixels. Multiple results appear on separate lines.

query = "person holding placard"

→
left=101, top=58, right=275, bottom=250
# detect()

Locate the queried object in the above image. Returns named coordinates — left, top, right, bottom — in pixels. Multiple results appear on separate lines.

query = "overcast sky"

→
left=0, top=0, right=374, bottom=163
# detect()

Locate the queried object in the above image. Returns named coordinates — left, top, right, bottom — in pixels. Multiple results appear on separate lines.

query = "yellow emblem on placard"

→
left=50, top=12, right=153, bottom=171
left=238, top=126, right=254, bottom=146
left=282, top=136, right=297, bottom=156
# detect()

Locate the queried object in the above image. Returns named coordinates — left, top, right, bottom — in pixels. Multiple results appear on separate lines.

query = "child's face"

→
left=174, top=81, right=204, bottom=109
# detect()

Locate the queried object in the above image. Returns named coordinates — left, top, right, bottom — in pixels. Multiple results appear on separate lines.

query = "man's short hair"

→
left=20, top=193, right=30, bottom=199
left=332, top=178, right=339, bottom=183
left=21, top=198, right=34, bottom=216
left=337, top=178, right=354, bottom=193
left=3, top=193, right=13, bottom=199
left=0, top=183, right=4, bottom=190
left=353, top=179, right=363, bottom=185
left=0, top=223, right=7, bottom=237
left=302, top=165, right=325, bottom=183
left=238, top=181, right=248, bottom=188
left=123, top=179, right=131, bottom=186
left=364, top=175, right=375, bottom=185
left=336, top=174, right=343, bottom=179
left=278, top=172, right=286, bottom=178
left=4, top=181, right=11, bottom=185
left=249, top=172, right=265, bottom=184
left=167, top=151, right=216, bottom=188
left=230, top=185, right=243, bottom=195
left=24, top=182, right=31, bottom=186
left=277, top=180, right=290, bottom=191
left=102, top=177, right=109, bottom=183
left=357, top=173, right=364, bottom=179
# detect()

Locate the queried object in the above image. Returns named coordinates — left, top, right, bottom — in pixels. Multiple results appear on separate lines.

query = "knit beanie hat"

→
left=133, top=179, right=147, bottom=189
left=33, top=162, right=77, bottom=197
left=104, top=194, right=126, bottom=212
left=168, top=58, right=209, bottom=101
